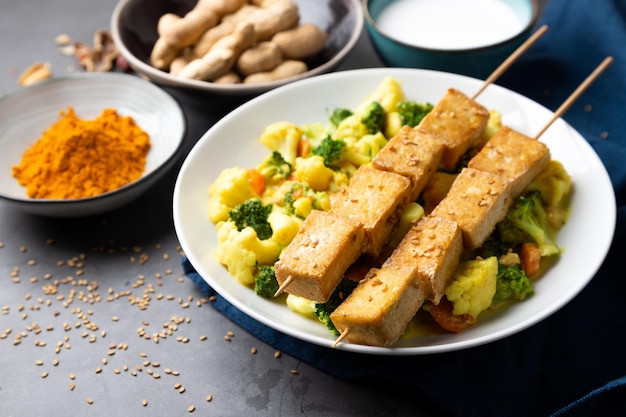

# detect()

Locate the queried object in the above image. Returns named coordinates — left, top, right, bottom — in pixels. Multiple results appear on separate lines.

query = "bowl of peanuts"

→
left=111, top=0, right=364, bottom=95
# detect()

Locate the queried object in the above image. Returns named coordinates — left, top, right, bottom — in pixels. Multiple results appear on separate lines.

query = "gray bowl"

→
left=111, top=0, right=364, bottom=95
left=0, top=73, right=185, bottom=218
left=363, top=0, right=539, bottom=79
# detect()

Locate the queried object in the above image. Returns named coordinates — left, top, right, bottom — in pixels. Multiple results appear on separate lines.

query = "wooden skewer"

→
left=472, top=24, right=549, bottom=100
left=533, top=56, right=614, bottom=140
left=273, top=275, right=294, bottom=297
left=332, top=328, right=350, bottom=348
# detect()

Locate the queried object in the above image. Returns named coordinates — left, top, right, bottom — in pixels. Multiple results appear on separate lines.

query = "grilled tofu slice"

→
left=274, top=209, right=364, bottom=302
left=418, top=88, right=490, bottom=170
left=385, top=215, right=464, bottom=303
left=431, top=167, right=512, bottom=249
left=330, top=165, right=412, bottom=257
left=372, top=125, right=445, bottom=202
left=330, top=215, right=463, bottom=346
left=330, top=266, right=426, bottom=347
left=468, top=126, right=551, bottom=197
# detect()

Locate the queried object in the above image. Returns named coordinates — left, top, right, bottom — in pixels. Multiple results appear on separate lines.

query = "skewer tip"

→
left=332, top=328, right=350, bottom=348
left=273, top=275, right=294, bottom=297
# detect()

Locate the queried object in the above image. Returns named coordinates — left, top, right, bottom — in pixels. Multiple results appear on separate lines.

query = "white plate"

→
left=0, top=73, right=185, bottom=217
left=173, top=68, right=616, bottom=355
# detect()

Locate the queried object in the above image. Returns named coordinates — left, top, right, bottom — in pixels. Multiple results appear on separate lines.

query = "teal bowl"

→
left=363, top=0, right=539, bottom=79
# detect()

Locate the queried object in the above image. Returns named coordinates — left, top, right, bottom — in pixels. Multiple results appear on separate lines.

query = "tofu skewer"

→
left=275, top=94, right=489, bottom=301
left=331, top=215, right=463, bottom=347
left=330, top=57, right=614, bottom=347
left=275, top=94, right=491, bottom=303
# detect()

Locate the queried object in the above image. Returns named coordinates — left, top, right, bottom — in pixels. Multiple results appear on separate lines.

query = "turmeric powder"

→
left=12, top=107, right=151, bottom=199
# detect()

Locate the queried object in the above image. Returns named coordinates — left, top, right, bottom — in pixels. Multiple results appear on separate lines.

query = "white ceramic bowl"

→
left=173, top=68, right=615, bottom=355
left=0, top=73, right=185, bottom=217
left=111, top=0, right=364, bottom=96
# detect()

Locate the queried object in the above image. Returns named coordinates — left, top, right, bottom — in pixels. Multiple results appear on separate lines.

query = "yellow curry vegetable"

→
left=12, top=107, right=150, bottom=199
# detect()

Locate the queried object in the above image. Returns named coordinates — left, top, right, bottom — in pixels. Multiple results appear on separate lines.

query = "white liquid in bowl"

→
left=375, top=0, right=526, bottom=50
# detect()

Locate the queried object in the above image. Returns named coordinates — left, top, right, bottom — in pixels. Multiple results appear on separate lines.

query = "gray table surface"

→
left=0, top=1, right=450, bottom=416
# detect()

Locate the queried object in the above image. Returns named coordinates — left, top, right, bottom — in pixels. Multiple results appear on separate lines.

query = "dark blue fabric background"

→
left=184, top=0, right=626, bottom=415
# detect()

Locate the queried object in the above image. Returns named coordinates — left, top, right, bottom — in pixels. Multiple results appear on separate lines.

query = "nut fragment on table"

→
left=18, top=62, right=52, bottom=86
left=74, top=30, right=119, bottom=72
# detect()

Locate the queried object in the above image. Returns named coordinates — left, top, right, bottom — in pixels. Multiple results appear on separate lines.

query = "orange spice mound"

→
left=12, top=107, right=151, bottom=199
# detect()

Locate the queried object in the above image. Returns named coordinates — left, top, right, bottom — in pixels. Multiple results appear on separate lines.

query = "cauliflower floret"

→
left=300, top=122, right=329, bottom=148
left=527, top=160, right=572, bottom=207
left=268, top=209, right=302, bottom=245
left=332, top=114, right=369, bottom=143
left=213, top=221, right=281, bottom=286
left=484, top=109, right=503, bottom=139
left=208, top=167, right=256, bottom=223
left=444, top=256, right=498, bottom=319
left=388, top=202, right=425, bottom=248
left=259, top=121, right=302, bottom=165
left=384, top=111, right=403, bottom=139
left=354, top=76, right=405, bottom=115
left=345, top=132, right=389, bottom=166
left=292, top=197, right=313, bottom=218
left=285, top=294, right=316, bottom=317
left=293, top=155, right=334, bottom=191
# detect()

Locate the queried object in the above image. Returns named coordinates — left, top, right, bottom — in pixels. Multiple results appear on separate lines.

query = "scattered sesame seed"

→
left=142, top=399, right=148, bottom=407
left=41, top=372, right=48, bottom=378
left=188, top=405, right=195, bottom=413
left=86, top=398, right=93, bottom=405
left=206, top=394, right=213, bottom=402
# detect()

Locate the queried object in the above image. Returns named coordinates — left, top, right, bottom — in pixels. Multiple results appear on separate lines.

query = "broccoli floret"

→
left=397, top=100, right=433, bottom=127
left=311, top=136, right=346, bottom=168
left=228, top=198, right=273, bottom=240
left=283, top=183, right=303, bottom=215
left=477, top=237, right=511, bottom=259
left=254, top=265, right=279, bottom=298
left=314, top=279, right=358, bottom=335
left=493, top=263, right=534, bottom=305
left=497, top=190, right=560, bottom=257
left=360, top=101, right=385, bottom=134
left=257, top=151, right=292, bottom=185
left=330, top=108, right=353, bottom=128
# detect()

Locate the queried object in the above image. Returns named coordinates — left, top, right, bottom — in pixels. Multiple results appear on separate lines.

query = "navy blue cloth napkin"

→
left=184, top=0, right=626, bottom=415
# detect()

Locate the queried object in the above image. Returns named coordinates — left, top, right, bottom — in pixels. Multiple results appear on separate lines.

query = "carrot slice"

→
left=247, top=168, right=266, bottom=196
